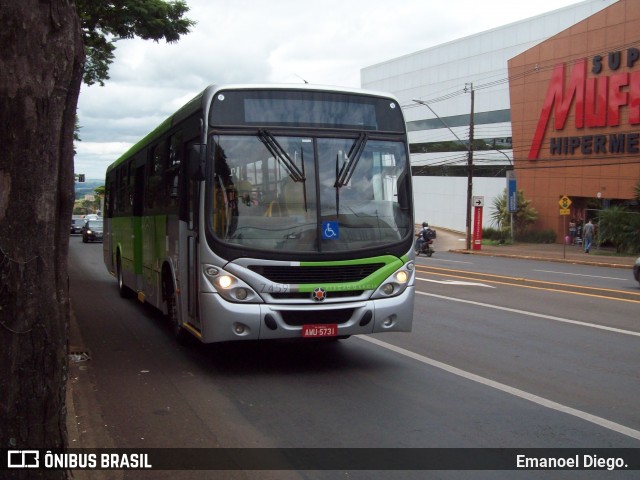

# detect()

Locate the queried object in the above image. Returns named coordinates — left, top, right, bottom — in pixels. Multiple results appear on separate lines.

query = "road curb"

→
left=449, top=248, right=633, bottom=269
left=66, top=302, right=122, bottom=480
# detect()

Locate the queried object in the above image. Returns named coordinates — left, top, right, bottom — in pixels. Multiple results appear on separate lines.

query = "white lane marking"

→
left=358, top=335, right=640, bottom=441
left=417, top=291, right=640, bottom=337
left=534, top=269, right=627, bottom=281
left=417, top=277, right=495, bottom=288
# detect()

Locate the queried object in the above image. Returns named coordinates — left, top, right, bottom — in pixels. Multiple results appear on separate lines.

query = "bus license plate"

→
left=302, top=324, right=337, bottom=338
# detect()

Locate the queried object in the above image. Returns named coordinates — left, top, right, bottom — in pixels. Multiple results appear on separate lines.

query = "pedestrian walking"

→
left=583, top=219, right=595, bottom=253
left=569, top=218, right=576, bottom=245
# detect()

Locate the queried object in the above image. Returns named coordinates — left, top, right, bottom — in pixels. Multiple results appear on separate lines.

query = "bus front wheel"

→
left=163, top=273, right=187, bottom=342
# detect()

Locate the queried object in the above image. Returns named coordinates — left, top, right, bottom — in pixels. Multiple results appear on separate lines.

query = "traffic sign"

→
left=473, top=196, right=484, bottom=208
left=506, top=171, right=517, bottom=213
left=559, top=208, right=570, bottom=216
left=558, top=195, right=572, bottom=209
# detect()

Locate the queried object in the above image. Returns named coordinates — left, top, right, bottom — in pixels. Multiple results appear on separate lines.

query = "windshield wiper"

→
left=335, top=133, right=367, bottom=188
left=258, top=129, right=305, bottom=182
left=334, top=133, right=368, bottom=216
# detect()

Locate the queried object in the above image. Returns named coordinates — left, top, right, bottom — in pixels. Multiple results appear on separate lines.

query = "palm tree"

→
left=597, top=204, right=640, bottom=254
left=490, top=189, right=537, bottom=237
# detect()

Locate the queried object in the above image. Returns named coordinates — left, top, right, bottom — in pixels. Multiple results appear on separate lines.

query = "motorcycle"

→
left=415, top=238, right=434, bottom=257
left=415, top=227, right=436, bottom=257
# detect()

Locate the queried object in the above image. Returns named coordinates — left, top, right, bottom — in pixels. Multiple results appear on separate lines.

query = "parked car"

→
left=634, top=257, right=640, bottom=286
left=70, top=218, right=84, bottom=234
left=82, top=219, right=104, bottom=243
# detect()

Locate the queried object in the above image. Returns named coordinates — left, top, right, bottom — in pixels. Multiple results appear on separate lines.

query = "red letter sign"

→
left=528, top=59, right=586, bottom=160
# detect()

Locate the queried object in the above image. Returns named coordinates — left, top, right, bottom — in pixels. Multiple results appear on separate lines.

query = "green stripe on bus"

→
left=297, top=255, right=403, bottom=292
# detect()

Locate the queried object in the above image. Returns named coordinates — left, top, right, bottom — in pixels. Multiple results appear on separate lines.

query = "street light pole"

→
left=411, top=98, right=467, bottom=145
left=413, top=86, right=475, bottom=250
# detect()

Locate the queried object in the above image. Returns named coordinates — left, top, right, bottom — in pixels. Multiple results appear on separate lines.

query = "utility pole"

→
left=465, top=83, right=474, bottom=250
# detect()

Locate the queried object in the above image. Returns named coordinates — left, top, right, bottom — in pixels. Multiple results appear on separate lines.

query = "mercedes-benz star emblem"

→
left=311, top=287, right=327, bottom=302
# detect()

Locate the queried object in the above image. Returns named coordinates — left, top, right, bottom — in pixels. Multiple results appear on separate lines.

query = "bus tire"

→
left=163, top=272, right=187, bottom=342
left=116, top=253, right=133, bottom=299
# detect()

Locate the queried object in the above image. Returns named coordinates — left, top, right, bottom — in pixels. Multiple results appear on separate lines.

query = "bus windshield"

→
left=209, top=133, right=412, bottom=254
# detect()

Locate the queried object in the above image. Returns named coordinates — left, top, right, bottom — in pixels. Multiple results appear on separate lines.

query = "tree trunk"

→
left=0, top=1, right=84, bottom=477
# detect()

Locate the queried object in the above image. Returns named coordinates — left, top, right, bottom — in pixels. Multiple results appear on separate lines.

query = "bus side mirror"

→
left=397, top=173, right=410, bottom=209
left=189, top=144, right=205, bottom=181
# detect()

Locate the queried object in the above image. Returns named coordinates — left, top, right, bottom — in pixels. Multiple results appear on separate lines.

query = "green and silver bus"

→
left=104, top=84, right=415, bottom=343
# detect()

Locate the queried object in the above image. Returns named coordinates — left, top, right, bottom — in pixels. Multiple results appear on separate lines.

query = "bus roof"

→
left=106, top=84, right=402, bottom=174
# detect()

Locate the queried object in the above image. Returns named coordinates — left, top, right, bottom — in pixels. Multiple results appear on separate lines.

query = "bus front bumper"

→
left=197, top=286, right=414, bottom=343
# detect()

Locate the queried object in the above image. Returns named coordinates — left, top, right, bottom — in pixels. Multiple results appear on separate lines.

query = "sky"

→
left=75, top=0, right=588, bottom=180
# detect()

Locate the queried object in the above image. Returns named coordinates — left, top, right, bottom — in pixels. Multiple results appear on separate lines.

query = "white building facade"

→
left=361, top=0, right=617, bottom=232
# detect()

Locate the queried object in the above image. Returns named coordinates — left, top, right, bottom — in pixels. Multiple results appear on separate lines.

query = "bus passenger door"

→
left=187, top=178, right=199, bottom=325
left=179, top=143, right=200, bottom=330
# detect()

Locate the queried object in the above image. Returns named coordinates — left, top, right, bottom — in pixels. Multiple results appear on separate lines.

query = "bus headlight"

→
left=205, top=266, right=219, bottom=276
left=204, top=265, right=262, bottom=303
left=395, top=270, right=408, bottom=284
left=371, top=262, right=414, bottom=299
left=382, top=283, right=394, bottom=295
left=216, top=275, right=233, bottom=289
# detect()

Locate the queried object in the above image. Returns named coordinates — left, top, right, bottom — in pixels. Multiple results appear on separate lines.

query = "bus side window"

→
left=181, top=139, right=200, bottom=226
left=147, top=140, right=168, bottom=211
left=169, top=132, right=183, bottom=168
left=127, top=160, right=135, bottom=208
left=115, top=166, right=124, bottom=214
left=105, top=178, right=114, bottom=218
left=166, top=132, right=183, bottom=207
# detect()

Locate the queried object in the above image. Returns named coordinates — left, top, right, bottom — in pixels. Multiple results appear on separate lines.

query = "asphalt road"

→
left=66, top=237, right=640, bottom=479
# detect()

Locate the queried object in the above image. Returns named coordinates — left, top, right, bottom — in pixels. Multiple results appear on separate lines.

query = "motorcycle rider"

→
left=415, top=222, right=430, bottom=253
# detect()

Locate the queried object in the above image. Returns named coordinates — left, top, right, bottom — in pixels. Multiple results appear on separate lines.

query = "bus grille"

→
left=270, top=290, right=365, bottom=300
left=248, top=264, right=384, bottom=284
left=280, top=308, right=355, bottom=326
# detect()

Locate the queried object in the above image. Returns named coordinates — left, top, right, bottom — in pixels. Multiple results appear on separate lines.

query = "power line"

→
left=405, top=39, right=640, bottom=108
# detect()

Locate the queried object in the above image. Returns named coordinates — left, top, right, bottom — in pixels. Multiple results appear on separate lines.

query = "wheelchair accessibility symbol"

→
left=322, top=221, right=339, bottom=240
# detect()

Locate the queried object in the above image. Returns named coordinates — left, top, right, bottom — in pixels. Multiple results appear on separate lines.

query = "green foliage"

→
left=482, top=227, right=510, bottom=242
left=516, top=229, right=556, bottom=244
left=72, top=184, right=104, bottom=214
left=482, top=226, right=555, bottom=244
left=490, top=189, right=537, bottom=236
left=597, top=205, right=640, bottom=254
left=77, top=0, right=196, bottom=86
